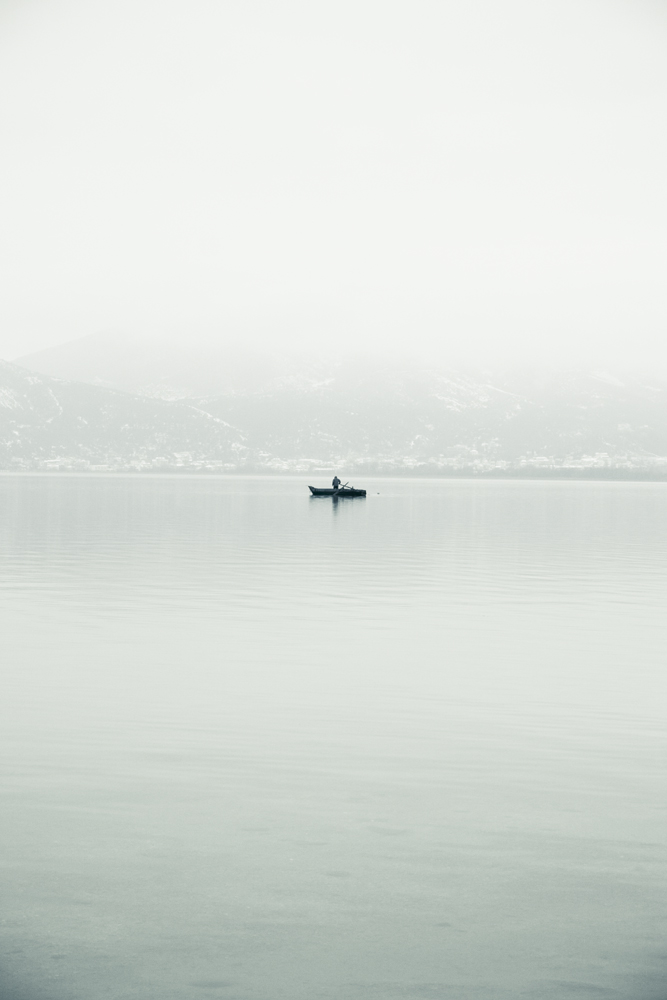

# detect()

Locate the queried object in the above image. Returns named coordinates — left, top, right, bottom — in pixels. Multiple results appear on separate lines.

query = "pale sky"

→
left=1, top=0, right=666, bottom=369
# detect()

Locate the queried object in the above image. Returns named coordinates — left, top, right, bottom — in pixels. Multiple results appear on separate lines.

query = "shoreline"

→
left=2, top=468, right=667, bottom=482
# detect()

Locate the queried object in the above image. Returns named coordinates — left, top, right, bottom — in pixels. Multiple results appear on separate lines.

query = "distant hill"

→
left=196, top=362, right=667, bottom=473
left=6, top=335, right=667, bottom=474
left=0, top=360, right=245, bottom=471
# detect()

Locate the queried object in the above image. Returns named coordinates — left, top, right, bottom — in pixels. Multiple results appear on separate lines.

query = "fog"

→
left=3, top=7, right=667, bottom=997
left=0, top=0, right=666, bottom=370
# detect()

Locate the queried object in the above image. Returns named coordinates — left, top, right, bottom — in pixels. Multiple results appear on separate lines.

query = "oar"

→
left=333, top=482, right=350, bottom=495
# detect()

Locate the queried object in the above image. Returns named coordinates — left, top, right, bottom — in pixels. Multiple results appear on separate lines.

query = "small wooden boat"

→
left=308, top=486, right=366, bottom=497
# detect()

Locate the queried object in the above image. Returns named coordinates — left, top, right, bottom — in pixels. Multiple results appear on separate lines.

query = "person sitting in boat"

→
left=332, top=475, right=341, bottom=490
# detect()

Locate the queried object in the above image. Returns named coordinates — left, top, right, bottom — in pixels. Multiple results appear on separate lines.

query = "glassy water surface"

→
left=0, top=475, right=666, bottom=1000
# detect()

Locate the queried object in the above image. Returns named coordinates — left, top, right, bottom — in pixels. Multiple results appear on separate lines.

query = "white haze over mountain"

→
left=1, top=0, right=666, bottom=371
left=9, top=333, right=667, bottom=476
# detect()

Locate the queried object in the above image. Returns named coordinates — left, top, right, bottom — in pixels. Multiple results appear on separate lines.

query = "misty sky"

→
left=1, top=0, right=666, bottom=369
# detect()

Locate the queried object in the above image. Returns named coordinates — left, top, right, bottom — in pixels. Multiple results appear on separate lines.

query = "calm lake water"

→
left=1, top=475, right=666, bottom=1000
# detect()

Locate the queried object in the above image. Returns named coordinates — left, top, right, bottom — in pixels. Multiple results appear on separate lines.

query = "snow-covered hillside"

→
left=0, top=361, right=245, bottom=471
left=6, top=338, right=667, bottom=473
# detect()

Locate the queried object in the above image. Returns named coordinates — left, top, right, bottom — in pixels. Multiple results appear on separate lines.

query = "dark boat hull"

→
left=308, top=486, right=366, bottom=497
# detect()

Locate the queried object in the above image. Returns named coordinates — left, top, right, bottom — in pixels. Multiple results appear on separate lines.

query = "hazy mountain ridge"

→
left=5, top=339, right=667, bottom=474
left=0, top=360, right=246, bottom=470
left=197, top=362, right=667, bottom=472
